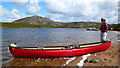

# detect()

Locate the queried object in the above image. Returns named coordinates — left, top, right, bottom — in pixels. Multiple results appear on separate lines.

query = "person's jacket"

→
left=100, top=23, right=108, bottom=32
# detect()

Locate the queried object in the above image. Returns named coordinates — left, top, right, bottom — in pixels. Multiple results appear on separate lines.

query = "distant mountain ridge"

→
left=1, top=16, right=119, bottom=30
left=12, top=16, right=100, bottom=28
left=12, top=16, right=61, bottom=27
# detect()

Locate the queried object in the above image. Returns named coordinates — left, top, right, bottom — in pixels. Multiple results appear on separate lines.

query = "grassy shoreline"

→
left=1, top=23, right=88, bottom=28
left=1, top=23, right=120, bottom=31
left=1, top=23, right=54, bottom=28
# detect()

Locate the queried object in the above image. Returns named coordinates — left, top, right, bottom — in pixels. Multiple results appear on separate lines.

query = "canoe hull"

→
left=9, top=41, right=111, bottom=58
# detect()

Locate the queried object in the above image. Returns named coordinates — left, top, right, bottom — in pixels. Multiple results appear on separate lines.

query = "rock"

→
left=111, top=56, right=114, bottom=58
left=104, top=59, right=107, bottom=60
left=94, top=54, right=96, bottom=57
left=115, top=52, right=118, bottom=54
left=110, top=60, right=112, bottom=62
left=89, top=58, right=103, bottom=63
left=84, top=59, right=89, bottom=63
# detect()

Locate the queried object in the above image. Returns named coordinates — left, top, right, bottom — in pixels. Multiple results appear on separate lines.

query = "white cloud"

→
left=45, top=0, right=119, bottom=2
left=7, top=9, right=29, bottom=22
left=0, top=6, right=26, bottom=22
left=109, top=16, right=118, bottom=23
left=1, top=0, right=44, bottom=2
left=47, top=13, right=85, bottom=22
left=2, top=18, right=14, bottom=22
left=2, top=0, right=41, bottom=16
left=0, top=0, right=42, bottom=22
left=9, top=9, right=21, bottom=19
left=1, top=0, right=119, bottom=24
left=0, top=5, right=9, bottom=17
left=26, top=0, right=41, bottom=15
left=2, top=0, right=119, bottom=2
left=45, top=0, right=118, bottom=24
left=0, top=19, right=2, bottom=22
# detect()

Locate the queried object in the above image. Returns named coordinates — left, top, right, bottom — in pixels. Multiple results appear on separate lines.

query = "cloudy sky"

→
left=0, top=0, right=119, bottom=24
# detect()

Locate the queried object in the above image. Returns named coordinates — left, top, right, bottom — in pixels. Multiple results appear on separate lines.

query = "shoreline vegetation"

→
left=0, top=16, right=119, bottom=31
left=1, top=22, right=120, bottom=31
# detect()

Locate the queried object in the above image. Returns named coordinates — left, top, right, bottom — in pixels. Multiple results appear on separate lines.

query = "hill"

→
left=1, top=16, right=102, bottom=29
left=60, top=22, right=100, bottom=28
left=12, top=16, right=61, bottom=27
left=7, top=16, right=100, bottom=28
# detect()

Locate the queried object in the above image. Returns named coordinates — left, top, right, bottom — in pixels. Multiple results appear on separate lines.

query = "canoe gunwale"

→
left=9, top=41, right=110, bottom=50
left=9, top=41, right=111, bottom=57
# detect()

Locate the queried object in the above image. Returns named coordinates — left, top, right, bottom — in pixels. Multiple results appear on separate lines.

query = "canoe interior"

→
left=12, top=41, right=110, bottom=50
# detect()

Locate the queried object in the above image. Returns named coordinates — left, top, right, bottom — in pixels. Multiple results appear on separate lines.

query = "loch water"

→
left=1, top=28, right=118, bottom=66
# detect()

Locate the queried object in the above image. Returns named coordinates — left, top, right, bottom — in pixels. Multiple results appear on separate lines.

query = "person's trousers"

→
left=100, top=32, right=107, bottom=42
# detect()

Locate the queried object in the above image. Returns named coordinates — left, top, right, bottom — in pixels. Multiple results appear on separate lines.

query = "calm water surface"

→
left=1, top=28, right=118, bottom=66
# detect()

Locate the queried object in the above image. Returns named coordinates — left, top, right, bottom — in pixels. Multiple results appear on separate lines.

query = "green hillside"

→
left=1, top=16, right=119, bottom=31
left=1, top=23, right=54, bottom=28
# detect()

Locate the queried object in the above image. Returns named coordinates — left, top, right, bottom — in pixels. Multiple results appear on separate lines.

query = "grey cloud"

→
left=45, top=1, right=118, bottom=24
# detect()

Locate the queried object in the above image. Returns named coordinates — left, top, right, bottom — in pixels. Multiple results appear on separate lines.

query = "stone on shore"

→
left=89, top=58, right=103, bottom=63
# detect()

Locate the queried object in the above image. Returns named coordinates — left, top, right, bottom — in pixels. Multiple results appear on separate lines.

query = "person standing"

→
left=100, top=18, right=108, bottom=42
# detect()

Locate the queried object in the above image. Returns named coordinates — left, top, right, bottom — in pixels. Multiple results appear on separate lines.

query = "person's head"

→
left=101, top=18, right=106, bottom=23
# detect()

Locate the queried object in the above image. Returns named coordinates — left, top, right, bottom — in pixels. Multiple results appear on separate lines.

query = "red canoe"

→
left=9, top=41, right=111, bottom=58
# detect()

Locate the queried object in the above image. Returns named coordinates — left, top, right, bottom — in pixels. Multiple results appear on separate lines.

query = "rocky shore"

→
left=66, top=42, right=119, bottom=68
left=84, top=42, right=119, bottom=67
